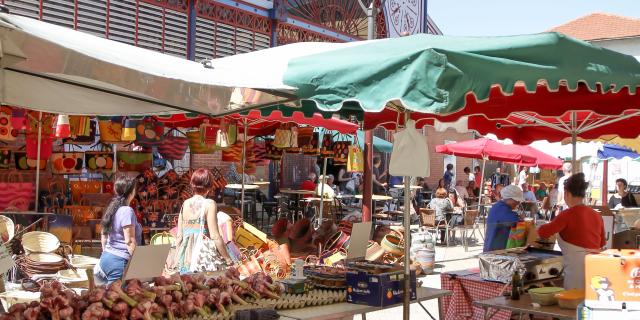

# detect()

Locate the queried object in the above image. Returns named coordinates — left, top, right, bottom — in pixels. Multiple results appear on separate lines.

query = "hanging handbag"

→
left=85, top=151, right=115, bottom=172
left=264, top=138, right=283, bottom=160
left=14, top=151, right=47, bottom=170
left=0, top=172, right=34, bottom=211
left=189, top=203, right=228, bottom=272
left=332, top=140, right=350, bottom=164
left=199, top=119, right=217, bottom=144
left=25, top=136, right=54, bottom=161
left=26, top=111, right=54, bottom=137
left=51, top=152, right=84, bottom=174
left=97, top=116, right=123, bottom=143
left=221, top=140, right=247, bottom=163
left=0, top=149, right=12, bottom=170
left=272, top=127, right=291, bottom=148
left=0, top=106, right=16, bottom=142
left=389, top=119, right=430, bottom=177
left=117, top=151, right=152, bottom=172
left=300, top=128, right=319, bottom=155
left=216, top=128, right=230, bottom=149
left=347, top=135, right=364, bottom=173
left=187, top=130, right=216, bottom=154
left=289, top=126, right=299, bottom=148
left=66, top=116, right=96, bottom=145
left=135, top=118, right=165, bottom=147
left=320, top=131, right=334, bottom=157
left=158, top=129, right=189, bottom=160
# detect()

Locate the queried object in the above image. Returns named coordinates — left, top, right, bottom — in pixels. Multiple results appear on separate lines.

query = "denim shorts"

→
left=99, top=251, right=129, bottom=284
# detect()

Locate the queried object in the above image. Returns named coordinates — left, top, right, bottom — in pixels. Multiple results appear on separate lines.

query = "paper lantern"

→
left=54, top=114, right=70, bottom=138
left=121, top=118, right=137, bottom=141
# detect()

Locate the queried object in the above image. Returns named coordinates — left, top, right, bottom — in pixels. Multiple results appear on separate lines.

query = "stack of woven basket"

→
left=15, top=231, right=73, bottom=278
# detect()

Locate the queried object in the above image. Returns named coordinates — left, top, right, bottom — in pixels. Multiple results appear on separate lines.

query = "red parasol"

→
left=435, top=138, right=537, bottom=164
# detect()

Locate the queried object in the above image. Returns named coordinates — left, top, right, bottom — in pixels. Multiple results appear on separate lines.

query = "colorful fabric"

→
left=441, top=272, right=511, bottom=320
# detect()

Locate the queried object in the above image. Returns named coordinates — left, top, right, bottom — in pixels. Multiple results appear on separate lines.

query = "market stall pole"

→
left=357, top=0, right=384, bottom=224
left=34, top=111, right=42, bottom=212
left=317, top=132, right=329, bottom=228
left=240, top=120, right=248, bottom=218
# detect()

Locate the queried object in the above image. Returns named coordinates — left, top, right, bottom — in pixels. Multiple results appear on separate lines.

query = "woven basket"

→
left=21, top=231, right=60, bottom=253
left=26, top=252, right=63, bottom=263
left=70, top=255, right=99, bottom=268
left=0, top=215, right=15, bottom=244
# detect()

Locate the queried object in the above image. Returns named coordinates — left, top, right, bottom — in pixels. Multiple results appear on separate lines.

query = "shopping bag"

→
left=25, top=136, right=53, bottom=160
left=117, top=151, right=152, bottom=172
left=189, top=211, right=228, bottom=273
left=389, top=119, right=430, bottom=177
left=506, top=221, right=527, bottom=248
left=347, top=145, right=364, bottom=172
left=0, top=172, right=34, bottom=211
left=264, top=138, right=283, bottom=160
left=187, top=130, right=216, bottom=154
left=200, top=119, right=217, bottom=144
left=0, top=150, right=12, bottom=170
left=332, top=141, right=350, bottom=164
left=0, top=106, right=16, bottom=142
left=272, top=128, right=291, bottom=148
left=85, top=151, right=115, bottom=172
left=301, top=132, right=320, bottom=156
left=26, top=111, right=54, bottom=137
left=97, top=116, right=123, bottom=143
left=135, top=118, right=164, bottom=147
left=66, top=116, right=96, bottom=145
left=158, top=129, right=189, bottom=160
left=14, top=151, right=47, bottom=170
left=51, top=152, right=84, bottom=174
left=320, top=132, right=334, bottom=157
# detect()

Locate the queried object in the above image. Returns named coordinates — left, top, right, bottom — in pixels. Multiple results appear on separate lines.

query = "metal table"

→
left=278, top=287, right=451, bottom=320
left=474, top=294, right=576, bottom=320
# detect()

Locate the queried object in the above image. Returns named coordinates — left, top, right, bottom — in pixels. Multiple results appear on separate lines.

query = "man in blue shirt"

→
left=443, top=164, right=454, bottom=190
left=483, top=185, right=524, bottom=252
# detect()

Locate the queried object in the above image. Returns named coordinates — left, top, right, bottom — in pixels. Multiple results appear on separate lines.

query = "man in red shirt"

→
left=537, top=172, right=605, bottom=290
left=299, top=173, right=317, bottom=198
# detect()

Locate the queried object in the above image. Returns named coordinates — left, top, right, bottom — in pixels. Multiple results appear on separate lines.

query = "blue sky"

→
left=428, top=0, right=640, bottom=36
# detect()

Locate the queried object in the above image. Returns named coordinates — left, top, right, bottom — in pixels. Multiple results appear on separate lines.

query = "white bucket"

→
left=415, top=248, right=435, bottom=274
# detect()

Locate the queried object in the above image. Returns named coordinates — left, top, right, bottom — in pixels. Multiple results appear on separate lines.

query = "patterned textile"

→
left=440, top=271, right=512, bottom=320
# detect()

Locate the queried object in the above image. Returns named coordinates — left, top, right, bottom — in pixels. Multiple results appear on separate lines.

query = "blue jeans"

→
left=99, top=251, right=129, bottom=284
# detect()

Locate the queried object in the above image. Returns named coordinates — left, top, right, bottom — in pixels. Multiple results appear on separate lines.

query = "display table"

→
left=441, top=271, right=512, bottom=320
left=226, top=184, right=260, bottom=190
left=278, top=287, right=451, bottom=320
left=474, top=294, right=576, bottom=320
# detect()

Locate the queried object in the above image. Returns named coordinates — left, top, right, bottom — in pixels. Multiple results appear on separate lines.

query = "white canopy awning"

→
left=0, top=13, right=295, bottom=116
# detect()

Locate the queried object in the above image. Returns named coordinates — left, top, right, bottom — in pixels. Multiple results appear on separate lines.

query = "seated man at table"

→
left=522, top=182, right=539, bottom=217
left=428, top=188, right=454, bottom=243
left=300, top=172, right=317, bottom=194
left=454, top=180, right=469, bottom=203
left=483, top=185, right=524, bottom=252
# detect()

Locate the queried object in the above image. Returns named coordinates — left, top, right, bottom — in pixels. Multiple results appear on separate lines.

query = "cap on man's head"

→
left=500, top=185, right=525, bottom=202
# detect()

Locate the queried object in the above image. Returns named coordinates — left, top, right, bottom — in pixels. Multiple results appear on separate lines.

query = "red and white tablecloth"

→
left=441, top=271, right=512, bottom=320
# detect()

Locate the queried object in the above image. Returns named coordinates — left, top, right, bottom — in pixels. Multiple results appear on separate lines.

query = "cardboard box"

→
left=585, top=249, right=640, bottom=310
left=346, top=269, right=416, bottom=307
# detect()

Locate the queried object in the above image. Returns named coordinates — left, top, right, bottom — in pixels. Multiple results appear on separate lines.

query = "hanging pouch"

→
left=389, top=119, right=430, bottom=177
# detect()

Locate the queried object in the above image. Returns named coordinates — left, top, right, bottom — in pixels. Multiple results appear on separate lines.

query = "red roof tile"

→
left=549, top=13, right=640, bottom=41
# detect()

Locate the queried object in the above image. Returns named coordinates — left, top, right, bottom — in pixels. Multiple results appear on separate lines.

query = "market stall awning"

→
left=0, top=13, right=294, bottom=116
left=598, top=144, right=640, bottom=160
left=155, top=111, right=358, bottom=134
left=435, top=138, right=536, bottom=164
left=212, top=33, right=640, bottom=120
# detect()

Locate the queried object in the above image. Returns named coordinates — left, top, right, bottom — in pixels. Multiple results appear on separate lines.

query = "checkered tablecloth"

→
left=441, top=271, right=512, bottom=320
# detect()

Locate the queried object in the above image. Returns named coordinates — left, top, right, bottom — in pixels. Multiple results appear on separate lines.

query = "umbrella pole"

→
left=240, top=120, right=248, bottom=219
left=318, top=154, right=328, bottom=228
left=602, top=160, right=608, bottom=207
left=402, top=111, right=411, bottom=320
left=571, top=112, right=578, bottom=172
left=35, top=111, right=43, bottom=213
